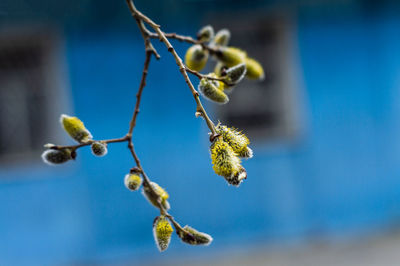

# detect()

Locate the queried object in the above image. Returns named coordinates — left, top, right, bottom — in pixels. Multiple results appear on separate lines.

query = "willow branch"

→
left=52, top=136, right=129, bottom=151
left=124, top=0, right=210, bottom=231
left=127, top=51, right=153, bottom=136
left=126, top=0, right=218, bottom=139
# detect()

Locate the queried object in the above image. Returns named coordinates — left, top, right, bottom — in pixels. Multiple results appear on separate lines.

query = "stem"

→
left=126, top=0, right=218, bottom=138
left=55, top=0, right=220, bottom=228
left=148, top=32, right=220, bottom=54
left=53, top=136, right=129, bottom=151
left=127, top=50, right=152, bottom=136
left=185, top=66, right=229, bottom=85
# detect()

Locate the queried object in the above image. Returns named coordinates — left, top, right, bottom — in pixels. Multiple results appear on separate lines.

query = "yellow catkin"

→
left=185, top=45, right=209, bottom=71
left=153, top=215, right=173, bottom=252
left=245, top=57, right=265, bottom=80
left=210, top=138, right=241, bottom=179
left=142, top=182, right=170, bottom=210
left=216, top=124, right=252, bottom=158
left=198, top=77, right=228, bottom=104
left=217, top=47, right=246, bottom=67
left=124, top=173, right=143, bottom=191
left=60, top=114, right=92, bottom=143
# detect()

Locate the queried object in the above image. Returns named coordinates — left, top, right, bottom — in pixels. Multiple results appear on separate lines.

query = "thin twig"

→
left=125, top=0, right=206, bottom=231
left=127, top=50, right=153, bottom=136
left=185, top=66, right=230, bottom=85
left=53, top=136, right=129, bottom=151
left=126, top=0, right=218, bottom=139
left=148, top=32, right=220, bottom=54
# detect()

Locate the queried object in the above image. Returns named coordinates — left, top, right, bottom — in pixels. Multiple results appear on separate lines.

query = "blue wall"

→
left=1, top=2, right=400, bottom=265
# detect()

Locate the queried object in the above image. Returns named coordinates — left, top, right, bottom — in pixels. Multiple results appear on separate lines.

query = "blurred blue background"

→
left=1, top=0, right=400, bottom=265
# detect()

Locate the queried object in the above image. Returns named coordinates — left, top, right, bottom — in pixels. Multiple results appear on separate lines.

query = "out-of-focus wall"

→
left=1, top=0, right=400, bottom=265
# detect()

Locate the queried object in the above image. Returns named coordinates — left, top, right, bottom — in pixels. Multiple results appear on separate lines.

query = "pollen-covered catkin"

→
left=178, top=225, right=213, bottom=246
left=124, top=173, right=143, bottom=191
left=210, top=137, right=242, bottom=183
left=153, top=215, right=173, bottom=252
left=197, top=25, right=214, bottom=42
left=91, top=142, right=108, bottom=157
left=142, top=181, right=170, bottom=210
left=216, top=124, right=253, bottom=159
left=41, top=148, right=72, bottom=165
left=245, top=57, right=265, bottom=80
left=230, top=166, right=247, bottom=186
left=198, top=77, right=228, bottom=104
left=60, top=114, right=93, bottom=143
left=185, top=44, right=209, bottom=71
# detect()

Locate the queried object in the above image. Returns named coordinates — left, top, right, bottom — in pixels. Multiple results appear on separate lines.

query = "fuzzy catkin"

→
left=153, top=215, right=173, bottom=252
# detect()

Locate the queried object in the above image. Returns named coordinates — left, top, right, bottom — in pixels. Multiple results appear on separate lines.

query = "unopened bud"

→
left=198, top=78, right=228, bottom=104
left=91, top=142, right=108, bottom=157
left=216, top=47, right=246, bottom=67
left=60, top=114, right=93, bottom=143
left=212, top=29, right=230, bottom=47
left=177, top=225, right=213, bottom=246
left=224, top=63, right=247, bottom=85
left=185, top=45, right=209, bottom=71
left=197, top=25, right=214, bottom=42
left=41, top=148, right=72, bottom=165
left=245, top=57, right=265, bottom=80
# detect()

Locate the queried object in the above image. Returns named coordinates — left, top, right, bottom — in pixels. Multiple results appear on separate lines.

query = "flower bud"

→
left=224, top=63, right=247, bottom=85
left=41, top=148, right=72, bottom=165
left=245, top=57, right=265, bottom=80
left=124, top=173, right=142, bottom=191
left=177, top=225, right=213, bottom=246
left=216, top=47, right=246, bottom=67
left=185, top=45, right=209, bottom=71
left=91, top=142, right=107, bottom=157
left=60, top=114, right=93, bottom=143
left=210, top=137, right=242, bottom=183
left=215, top=124, right=252, bottom=159
left=198, top=77, right=228, bottom=104
left=197, top=25, right=214, bottom=42
left=142, top=181, right=170, bottom=210
left=153, top=215, right=173, bottom=252
left=212, top=29, right=230, bottom=47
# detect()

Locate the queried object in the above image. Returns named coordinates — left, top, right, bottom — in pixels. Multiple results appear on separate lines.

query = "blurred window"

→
left=0, top=29, right=66, bottom=163
left=210, top=15, right=302, bottom=141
